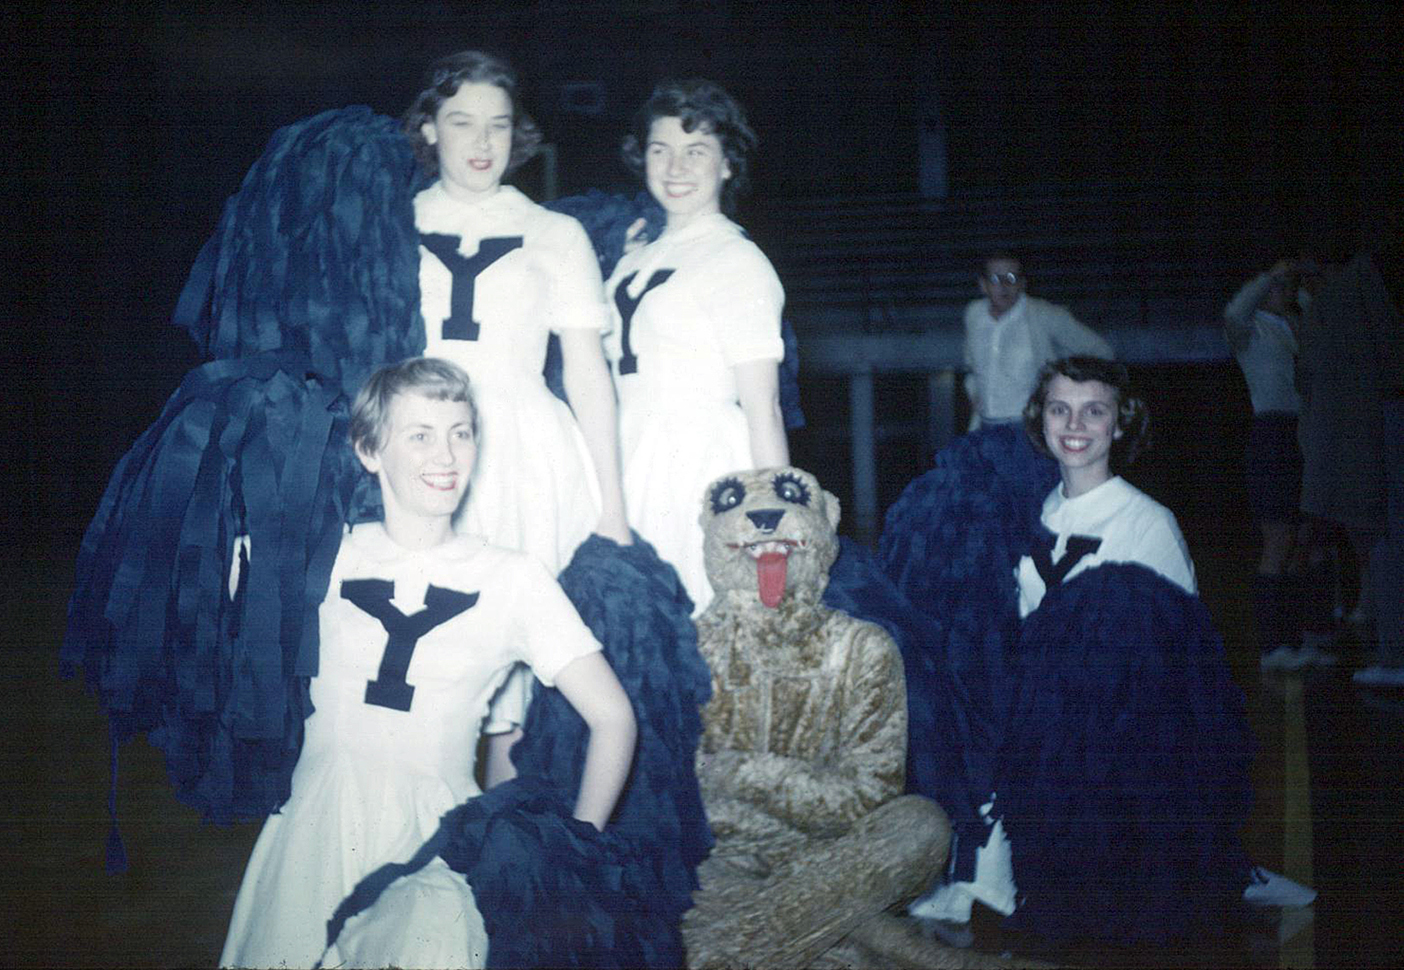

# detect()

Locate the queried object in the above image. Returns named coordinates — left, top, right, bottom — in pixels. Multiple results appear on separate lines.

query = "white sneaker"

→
left=909, top=883, right=971, bottom=923
left=1353, top=665, right=1404, bottom=686
left=1262, top=645, right=1338, bottom=672
left=1243, top=867, right=1317, bottom=907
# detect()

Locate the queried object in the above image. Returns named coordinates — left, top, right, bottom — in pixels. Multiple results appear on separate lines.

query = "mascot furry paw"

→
left=682, top=467, right=951, bottom=969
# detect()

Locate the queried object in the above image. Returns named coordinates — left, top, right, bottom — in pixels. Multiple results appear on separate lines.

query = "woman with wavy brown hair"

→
left=604, top=78, right=788, bottom=614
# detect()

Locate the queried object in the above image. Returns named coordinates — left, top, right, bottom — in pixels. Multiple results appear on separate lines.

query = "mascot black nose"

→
left=747, top=509, right=784, bottom=532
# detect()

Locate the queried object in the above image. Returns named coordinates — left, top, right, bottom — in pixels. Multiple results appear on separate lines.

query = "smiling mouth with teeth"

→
left=728, top=539, right=804, bottom=608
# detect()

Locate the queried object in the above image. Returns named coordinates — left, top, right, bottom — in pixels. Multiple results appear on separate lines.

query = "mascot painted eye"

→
left=709, top=477, right=746, bottom=515
left=771, top=472, right=810, bottom=506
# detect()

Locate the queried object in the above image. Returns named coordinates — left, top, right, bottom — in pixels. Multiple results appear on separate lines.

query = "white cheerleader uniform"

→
left=417, top=182, right=607, bottom=574
left=917, top=474, right=1196, bottom=925
left=418, top=182, right=610, bottom=729
left=1017, top=475, right=1196, bottom=617
left=603, top=212, right=784, bottom=613
left=219, top=524, right=601, bottom=970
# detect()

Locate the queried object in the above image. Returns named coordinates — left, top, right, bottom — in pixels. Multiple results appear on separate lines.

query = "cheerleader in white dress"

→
left=604, top=79, right=788, bottom=614
left=403, top=52, right=631, bottom=766
left=912, top=357, right=1313, bottom=949
left=219, top=359, right=635, bottom=970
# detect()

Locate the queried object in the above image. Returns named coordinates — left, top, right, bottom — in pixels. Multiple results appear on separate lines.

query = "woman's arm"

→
left=733, top=358, right=789, bottom=468
left=1224, top=269, right=1278, bottom=352
left=560, top=328, right=632, bottom=544
left=552, top=652, right=638, bottom=830
left=963, top=305, right=983, bottom=424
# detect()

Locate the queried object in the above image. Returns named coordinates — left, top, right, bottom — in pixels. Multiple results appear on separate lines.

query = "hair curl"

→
left=620, top=78, right=757, bottom=213
left=1023, top=356, right=1150, bottom=469
left=401, top=50, right=542, bottom=177
left=351, top=357, right=479, bottom=457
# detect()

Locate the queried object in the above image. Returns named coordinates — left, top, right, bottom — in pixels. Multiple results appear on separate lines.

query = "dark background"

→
left=12, top=0, right=1403, bottom=528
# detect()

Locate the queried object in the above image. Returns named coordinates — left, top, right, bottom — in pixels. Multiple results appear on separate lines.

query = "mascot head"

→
left=700, top=466, right=841, bottom=610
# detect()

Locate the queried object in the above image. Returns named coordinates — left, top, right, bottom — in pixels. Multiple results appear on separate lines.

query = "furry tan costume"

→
left=682, top=467, right=952, bottom=969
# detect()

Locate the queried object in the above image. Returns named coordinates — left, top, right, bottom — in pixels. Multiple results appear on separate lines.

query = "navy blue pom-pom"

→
left=997, top=563, right=1254, bottom=945
left=174, top=106, right=426, bottom=400
left=480, top=534, right=711, bottom=965
left=63, top=108, right=431, bottom=831
left=63, top=356, right=354, bottom=823
left=873, top=424, right=1056, bottom=881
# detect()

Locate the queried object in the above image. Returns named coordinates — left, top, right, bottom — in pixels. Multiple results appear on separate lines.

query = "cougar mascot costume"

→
left=684, top=466, right=951, bottom=969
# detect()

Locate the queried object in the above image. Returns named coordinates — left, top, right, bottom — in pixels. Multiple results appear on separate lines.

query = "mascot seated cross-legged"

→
left=682, top=466, right=952, bottom=969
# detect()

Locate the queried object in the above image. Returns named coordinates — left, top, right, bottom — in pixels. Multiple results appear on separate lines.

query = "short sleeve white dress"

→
left=218, top=524, right=600, bottom=970
left=603, top=212, right=784, bottom=613
left=1017, top=474, right=1196, bottom=617
left=417, top=182, right=607, bottom=575
left=418, top=182, right=610, bottom=730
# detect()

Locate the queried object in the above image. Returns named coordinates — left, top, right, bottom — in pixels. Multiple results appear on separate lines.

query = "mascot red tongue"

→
left=756, top=551, right=788, bottom=608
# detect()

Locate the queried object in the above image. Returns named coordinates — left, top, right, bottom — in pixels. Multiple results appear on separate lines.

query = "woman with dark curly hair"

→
left=912, top=356, right=1313, bottom=951
left=1010, top=355, right=1189, bottom=611
left=909, top=356, right=1191, bottom=935
left=406, top=51, right=632, bottom=776
left=407, top=51, right=629, bottom=568
left=603, top=78, right=787, bottom=613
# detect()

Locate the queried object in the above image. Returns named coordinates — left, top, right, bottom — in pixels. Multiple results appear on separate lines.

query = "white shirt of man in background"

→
left=963, top=256, right=1113, bottom=425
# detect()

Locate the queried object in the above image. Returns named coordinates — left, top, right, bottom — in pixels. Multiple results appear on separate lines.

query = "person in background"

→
left=963, top=251, right=1113, bottom=429
left=1298, top=228, right=1404, bottom=686
left=1224, top=257, right=1337, bottom=670
left=604, top=78, right=788, bottom=615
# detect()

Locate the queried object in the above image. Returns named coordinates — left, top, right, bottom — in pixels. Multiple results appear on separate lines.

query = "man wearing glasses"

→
left=963, top=252, right=1112, bottom=429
